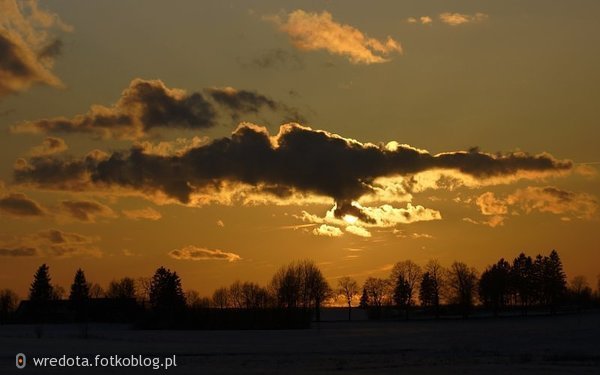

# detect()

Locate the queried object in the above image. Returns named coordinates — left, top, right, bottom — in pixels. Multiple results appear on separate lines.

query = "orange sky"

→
left=1, top=0, right=599, bottom=298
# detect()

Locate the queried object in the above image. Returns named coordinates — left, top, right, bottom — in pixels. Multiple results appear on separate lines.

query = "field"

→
left=1, top=310, right=599, bottom=374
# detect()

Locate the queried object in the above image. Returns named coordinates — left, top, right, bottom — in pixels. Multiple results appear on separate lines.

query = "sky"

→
left=1, top=0, right=599, bottom=298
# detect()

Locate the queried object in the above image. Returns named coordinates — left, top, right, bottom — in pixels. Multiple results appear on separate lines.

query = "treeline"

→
left=0, top=260, right=331, bottom=329
left=1, top=250, right=599, bottom=328
left=356, top=250, right=600, bottom=319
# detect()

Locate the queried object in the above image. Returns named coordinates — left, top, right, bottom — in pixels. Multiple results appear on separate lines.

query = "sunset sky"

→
left=1, top=0, right=599, bottom=298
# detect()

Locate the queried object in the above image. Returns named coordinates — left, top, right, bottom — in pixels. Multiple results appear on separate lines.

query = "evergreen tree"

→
left=479, top=259, right=511, bottom=316
left=511, top=253, right=534, bottom=314
left=545, top=250, right=567, bottom=312
left=29, top=264, right=53, bottom=302
left=149, top=267, right=186, bottom=313
left=359, top=287, right=369, bottom=309
left=393, top=275, right=411, bottom=319
left=419, top=272, right=438, bottom=308
left=69, top=268, right=90, bottom=303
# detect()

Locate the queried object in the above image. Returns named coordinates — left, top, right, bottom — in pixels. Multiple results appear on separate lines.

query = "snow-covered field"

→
left=1, top=311, right=599, bottom=374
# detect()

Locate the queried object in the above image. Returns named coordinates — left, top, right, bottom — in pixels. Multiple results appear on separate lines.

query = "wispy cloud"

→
left=266, top=10, right=401, bottom=64
left=169, top=245, right=241, bottom=262
left=439, top=12, right=488, bottom=26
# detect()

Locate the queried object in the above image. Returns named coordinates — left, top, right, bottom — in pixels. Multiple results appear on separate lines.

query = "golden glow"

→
left=343, top=214, right=359, bottom=224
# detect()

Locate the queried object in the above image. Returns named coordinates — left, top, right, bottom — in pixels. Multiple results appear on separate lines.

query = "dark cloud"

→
left=14, top=124, right=573, bottom=208
left=12, top=79, right=216, bottom=139
left=0, top=0, right=71, bottom=97
left=59, top=199, right=115, bottom=222
left=0, top=247, right=37, bottom=256
left=12, top=79, right=305, bottom=138
left=0, top=192, right=45, bottom=217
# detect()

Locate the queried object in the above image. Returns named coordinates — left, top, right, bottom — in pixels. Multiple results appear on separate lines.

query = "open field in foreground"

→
left=1, top=311, right=599, bottom=374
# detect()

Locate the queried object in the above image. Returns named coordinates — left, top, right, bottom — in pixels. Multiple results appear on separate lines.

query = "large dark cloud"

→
left=0, top=192, right=45, bottom=217
left=14, top=124, right=573, bottom=211
left=12, top=79, right=305, bottom=139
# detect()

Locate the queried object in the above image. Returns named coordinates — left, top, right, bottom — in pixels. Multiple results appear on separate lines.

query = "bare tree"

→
left=337, top=276, right=359, bottom=321
left=106, top=277, right=136, bottom=299
left=186, top=290, right=210, bottom=309
left=390, top=260, right=422, bottom=319
left=0, top=289, right=19, bottom=324
left=228, top=280, right=244, bottom=308
left=88, top=283, right=105, bottom=298
left=212, top=287, right=229, bottom=309
left=271, top=260, right=330, bottom=321
left=447, top=262, right=478, bottom=318
left=363, top=277, right=390, bottom=308
left=135, top=277, right=152, bottom=303
left=421, top=259, right=445, bottom=318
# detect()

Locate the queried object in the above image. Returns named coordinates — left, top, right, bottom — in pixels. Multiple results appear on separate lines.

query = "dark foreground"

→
left=1, top=311, right=599, bottom=374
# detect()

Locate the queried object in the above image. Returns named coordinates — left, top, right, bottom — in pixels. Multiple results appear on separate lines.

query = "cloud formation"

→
left=0, top=0, right=71, bottom=97
left=439, top=12, right=488, bottom=26
left=168, top=245, right=241, bottom=262
left=12, top=79, right=301, bottom=139
left=122, top=206, right=161, bottom=221
left=29, top=136, right=67, bottom=156
left=59, top=199, right=115, bottom=222
left=0, top=246, right=36, bottom=256
left=267, top=10, right=401, bottom=64
left=14, top=123, right=574, bottom=214
left=473, top=186, right=598, bottom=226
left=0, top=228, right=100, bottom=257
left=312, top=224, right=343, bottom=237
left=0, top=192, right=44, bottom=217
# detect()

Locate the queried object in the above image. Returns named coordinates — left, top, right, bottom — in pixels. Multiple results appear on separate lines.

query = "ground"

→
left=1, top=311, right=599, bottom=374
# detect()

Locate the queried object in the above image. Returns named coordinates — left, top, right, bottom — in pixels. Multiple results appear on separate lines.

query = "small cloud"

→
left=122, top=207, right=161, bottom=221
left=0, top=192, right=45, bottom=217
left=312, top=224, right=343, bottom=237
left=439, top=12, right=488, bottom=26
left=59, top=199, right=116, bottom=222
left=345, top=225, right=371, bottom=238
left=216, top=219, right=225, bottom=227
left=266, top=10, right=401, bottom=64
left=168, top=245, right=241, bottom=262
left=407, top=16, right=432, bottom=25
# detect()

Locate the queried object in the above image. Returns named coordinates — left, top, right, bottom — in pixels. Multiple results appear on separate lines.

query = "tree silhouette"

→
left=479, top=259, right=511, bottom=316
left=212, top=287, right=229, bottom=309
left=568, top=275, right=592, bottom=310
left=511, top=253, right=534, bottom=314
left=363, top=277, right=389, bottom=318
left=106, top=277, right=136, bottom=299
left=271, top=260, right=330, bottom=321
left=448, top=262, right=478, bottom=318
left=88, top=283, right=105, bottom=298
left=337, top=276, right=359, bottom=321
left=423, top=260, right=444, bottom=318
left=69, top=268, right=90, bottom=303
left=544, top=250, right=567, bottom=313
left=359, top=287, right=369, bottom=309
left=419, top=272, right=437, bottom=309
left=0, top=289, right=19, bottom=324
left=149, top=267, right=186, bottom=314
left=390, top=260, right=422, bottom=319
left=29, top=264, right=53, bottom=302
left=393, top=275, right=411, bottom=319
